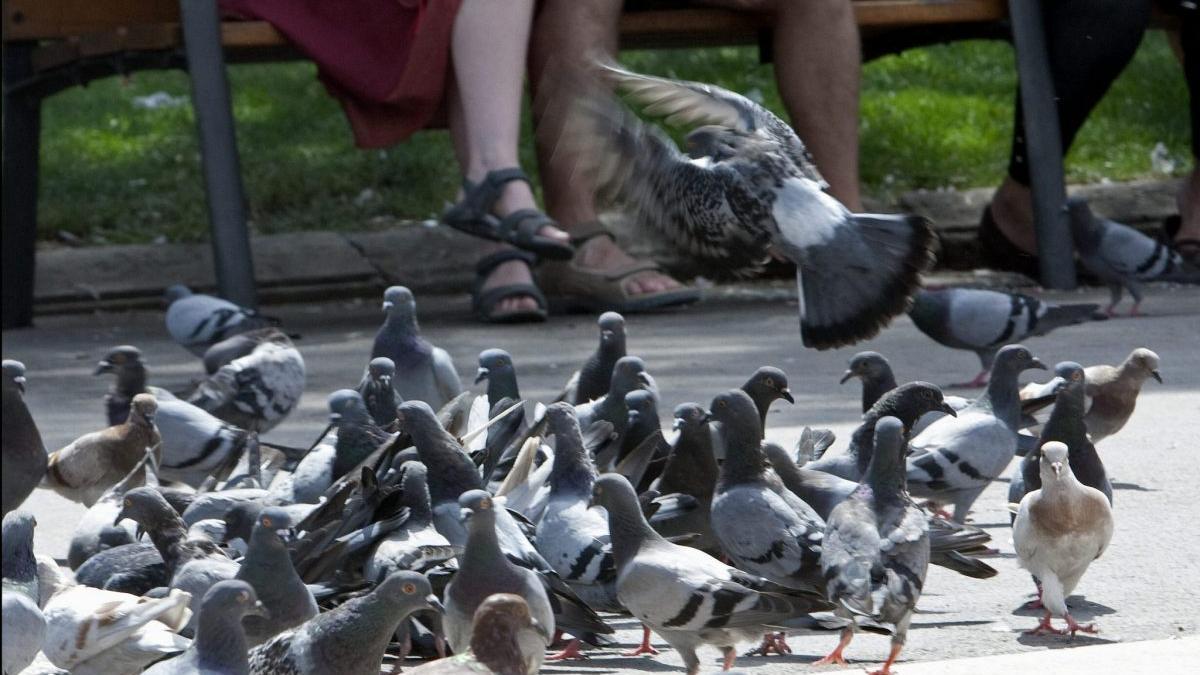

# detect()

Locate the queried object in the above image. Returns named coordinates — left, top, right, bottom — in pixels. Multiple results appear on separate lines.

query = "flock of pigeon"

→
left=1, top=279, right=1166, bottom=675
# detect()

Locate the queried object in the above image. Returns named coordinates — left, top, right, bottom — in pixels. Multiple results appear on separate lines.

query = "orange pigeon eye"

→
left=402, top=583, right=416, bottom=594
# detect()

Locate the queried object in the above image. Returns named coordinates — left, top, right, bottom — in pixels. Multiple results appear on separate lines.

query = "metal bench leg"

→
left=180, top=0, right=258, bottom=308
left=2, top=43, right=41, bottom=329
left=1007, top=0, right=1076, bottom=289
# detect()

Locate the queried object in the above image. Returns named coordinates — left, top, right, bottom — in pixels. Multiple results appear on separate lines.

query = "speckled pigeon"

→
left=188, top=328, right=304, bottom=433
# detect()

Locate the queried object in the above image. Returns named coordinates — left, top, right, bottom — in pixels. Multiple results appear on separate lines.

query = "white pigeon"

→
left=1012, top=442, right=1113, bottom=636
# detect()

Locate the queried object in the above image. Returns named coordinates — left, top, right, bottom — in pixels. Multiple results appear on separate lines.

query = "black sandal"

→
left=472, top=249, right=549, bottom=324
left=442, top=168, right=574, bottom=261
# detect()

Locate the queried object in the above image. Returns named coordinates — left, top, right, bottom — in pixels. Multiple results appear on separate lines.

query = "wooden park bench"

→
left=0, top=0, right=1153, bottom=327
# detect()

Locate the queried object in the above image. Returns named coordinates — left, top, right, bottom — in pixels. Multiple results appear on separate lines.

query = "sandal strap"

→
left=458, top=167, right=533, bottom=221
left=474, top=282, right=548, bottom=313
left=475, top=248, right=537, bottom=277
left=568, top=221, right=616, bottom=247
left=589, top=259, right=663, bottom=282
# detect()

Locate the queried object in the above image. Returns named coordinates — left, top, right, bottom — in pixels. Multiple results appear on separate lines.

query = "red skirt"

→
left=220, top=0, right=463, bottom=148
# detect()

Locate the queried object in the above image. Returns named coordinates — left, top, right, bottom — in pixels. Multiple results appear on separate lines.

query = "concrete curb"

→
left=31, top=179, right=1180, bottom=314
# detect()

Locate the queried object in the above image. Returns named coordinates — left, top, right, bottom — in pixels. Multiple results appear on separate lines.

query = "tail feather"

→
left=799, top=214, right=935, bottom=350
left=931, top=550, right=997, bottom=579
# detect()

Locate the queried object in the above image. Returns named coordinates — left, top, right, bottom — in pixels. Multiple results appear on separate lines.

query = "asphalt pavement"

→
left=5, top=280, right=1198, bottom=674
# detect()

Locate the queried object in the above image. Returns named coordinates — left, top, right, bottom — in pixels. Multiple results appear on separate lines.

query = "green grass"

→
left=37, top=33, right=1190, bottom=244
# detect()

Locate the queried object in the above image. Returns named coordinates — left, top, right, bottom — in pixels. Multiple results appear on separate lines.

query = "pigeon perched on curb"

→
left=567, top=63, right=935, bottom=349
left=2, top=360, right=47, bottom=516
left=407, top=593, right=544, bottom=675
left=188, top=328, right=305, bottom=433
left=357, top=357, right=404, bottom=428
left=1067, top=199, right=1198, bottom=316
left=907, top=288, right=1099, bottom=387
left=558, top=311, right=627, bottom=405
left=249, top=571, right=442, bottom=675
left=646, top=403, right=722, bottom=555
left=143, top=580, right=267, bottom=675
left=235, top=507, right=318, bottom=646
left=164, top=284, right=278, bottom=357
left=740, top=366, right=794, bottom=433
left=42, top=394, right=161, bottom=507
left=1082, top=348, right=1162, bottom=441
left=907, top=345, right=1046, bottom=522
left=816, top=417, right=929, bottom=675
left=371, top=286, right=462, bottom=409
left=1012, top=442, right=1113, bottom=636
left=444, top=490, right=555, bottom=673
left=593, top=474, right=844, bottom=675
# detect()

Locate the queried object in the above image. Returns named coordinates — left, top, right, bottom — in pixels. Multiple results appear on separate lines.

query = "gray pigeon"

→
left=1068, top=199, right=1198, bottom=316
left=592, top=474, right=843, bottom=675
left=807, top=382, right=956, bottom=482
left=164, top=284, right=277, bottom=357
left=616, top=389, right=672, bottom=491
left=840, top=352, right=897, bottom=412
left=740, top=366, right=794, bottom=433
left=1012, top=442, right=1113, bottom=636
left=3, top=513, right=46, bottom=675
left=1082, top=347, right=1162, bottom=441
left=94, top=346, right=163, bottom=426
left=406, top=593, right=543, bottom=675
left=816, top=417, right=929, bottom=675
left=646, top=403, right=722, bottom=555
left=365, top=462, right=457, bottom=581
left=202, top=331, right=265, bottom=376
left=2, top=361, right=46, bottom=516
left=907, top=345, right=1046, bottom=522
left=569, top=63, right=934, bottom=350
left=143, top=580, right=267, bottom=675
left=249, top=570, right=442, bottom=675
left=371, top=286, right=462, bottom=408
left=1010, top=362, right=1112, bottom=518
left=3, top=511, right=40, bottom=604
left=357, top=356, right=404, bottom=428
left=577, top=356, right=654, bottom=468
left=235, top=507, right=318, bottom=646
left=907, top=288, right=1099, bottom=387
left=444, top=490, right=554, bottom=673
left=558, top=311, right=627, bottom=405
left=188, top=328, right=305, bottom=433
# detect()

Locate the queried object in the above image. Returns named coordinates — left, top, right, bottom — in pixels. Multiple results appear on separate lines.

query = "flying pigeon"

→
left=1067, top=199, right=1199, bottom=316
left=908, top=287, right=1100, bottom=387
left=164, top=284, right=278, bottom=357
left=2, top=360, right=47, bottom=517
left=371, top=286, right=462, bottom=409
left=142, top=580, right=267, bottom=675
left=557, top=311, right=627, bottom=405
left=565, top=63, right=935, bottom=349
left=41, top=394, right=161, bottom=507
left=816, top=417, right=930, bottom=675
left=188, top=328, right=305, bottom=433
left=1012, top=442, right=1113, bottom=636
left=357, top=356, right=405, bottom=428
left=906, top=345, right=1046, bottom=521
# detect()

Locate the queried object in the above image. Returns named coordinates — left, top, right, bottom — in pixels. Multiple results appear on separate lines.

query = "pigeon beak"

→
left=459, top=508, right=473, bottom=523
left=780, top=388, right=794, bottom=404
left=839, top=370, right=856, bottom=385
left=1029, top=358, right=1048, bottom=371
left=1051, top=462, right=1063, bottom=479
left=699, top=410, right=712, bottom=424
left=113, top=509, right=128, bottom=527
left=635, top=372, right=652, bottom=388
left=1048, top=376, right=1068, bottom=394
left=382, top=301, right=394, bottom=312
left=939, top=402, right=958, bottom=417
left=94, top=361, right=114, bottom=376
left=672, top=417, right=684, bottom=431
left=601, top=329, right=615, bottom=341
left=13, top=376, right=26, bottom=393
left=329, top=412, right=342, bottom=423
left=474, top=367, right=489, bottom=384
left=425, top=594, right=445, bottom=614
left=628, top=411, right=640, bottom=427
left=1151, top=370, right=1163, bottom=384
left=246, top=601, right=270, bottom=619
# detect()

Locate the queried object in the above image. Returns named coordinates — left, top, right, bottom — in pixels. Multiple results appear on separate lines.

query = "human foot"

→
left=573, top=232, right=683, bottom=296
left=477, top=247, right=541, bottom=315
left=448, top=167, right=572, bottom=260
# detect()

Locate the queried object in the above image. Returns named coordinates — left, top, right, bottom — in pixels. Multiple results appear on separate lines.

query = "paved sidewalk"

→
left=5, top=281, right=1198, bottom=673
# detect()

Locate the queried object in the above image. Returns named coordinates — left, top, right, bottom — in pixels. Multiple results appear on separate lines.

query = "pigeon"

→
left=38, top=556, right=193, bottom=675
left=2, top=360, right=47, bottom=516
left=816, top=417, right=930, bottom=675
left=840, top=352, right=897, bottom=412
left=566, top=63, right=935, bottom=350
left=41, top=394, right=161, bottom=507
left=142, top=580, right=267, bottom=675
left=577, top=355, right=654, bottom=467
left=286, top=390, right=392, bottom=504
left=1010, top=362, right=1112, bottom=516
left=445, top=490, right=556, bottom=673
left=67, top=450, right=152, bottom=570
left=3, top=513, right=45, bottom=675
left=406, top=593, right=544, bottom=675
left=357, top=356, right=405, bottom=428
left=907, top=288, right=1099, bottom=387
left=248, top=570, right=442, bottom=675
left=907, top=345, right=1046, bottom=522
left=188, top=328, right=305, bottom=433
left=93, top=345, right=173, bottom=426
left=558, top=311, right=627, bottom=405
left=616, top=389, right=672, bottom=490
left=807, top=382, right=956, bottom=482
left=201, top=330, right=268, bottom=376
left=592, top=473, right=844, bottom=675
left=709, top=390, right=825, bottom=594
left=164, top=284, right=279, bottom=356
left=74, top=540, right=169, bottom=596
left=365, top=462, right=457, bottom=581
left=235, top=507, right=318, bottom=646
left=3, top=511, right=40, bottom=604
left=1012, top=441, right=1113, bottom=636
left=646, top=403, right=722, bottom=555
left=1067, top=199, right=1198, bottom=316
left=739, top=366, right=794, bottom=433
left=1082, top=348, right=1162, bottom=442
left=372, top=286, right=462, bottom=409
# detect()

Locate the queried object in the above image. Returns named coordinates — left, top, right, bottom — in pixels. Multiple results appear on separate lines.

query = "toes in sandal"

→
left=472, top=249, right=549, bottom=324
left=442, top=168, right=574, bottom=261
left=538, top=225, right=702, bottom=314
